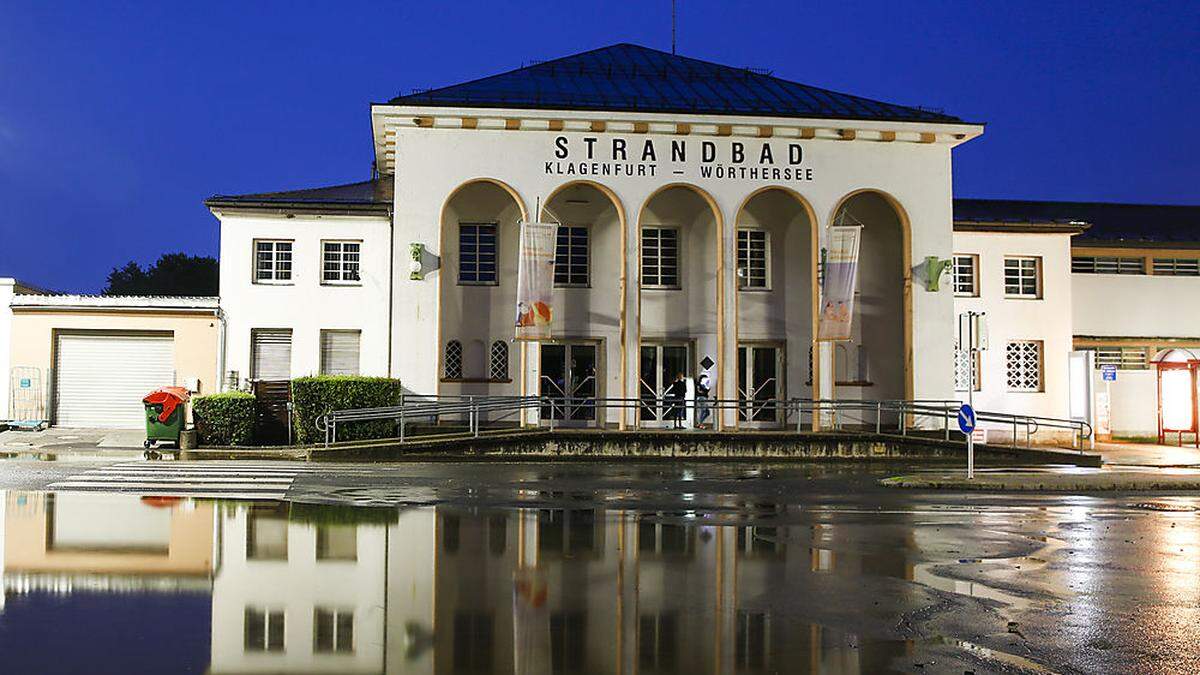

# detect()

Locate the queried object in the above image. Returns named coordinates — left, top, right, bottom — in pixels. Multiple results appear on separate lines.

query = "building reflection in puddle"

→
left=0, top=493, right=917, bottom=673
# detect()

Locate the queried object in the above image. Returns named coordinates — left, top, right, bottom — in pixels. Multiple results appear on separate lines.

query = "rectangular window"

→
left=549, top=611, right=587, bottom=675
left=735, top=610, right=769, bottom=672
left=314, top=608, right=354, bottom=653
left=321, top=241, right=361, bottom=283
left=638, top=613, right=678, bottom=671
left=1088, top=346, right=1149, bottom=370
left=952, top=254, right=978, bottom=296
left=1072, top=256, right=1145, bottom=275
left=1003, top=256, right=1042, bottom=298
left=246, top=508, right=288, bottom=560
left=554, top=225, right=590, bottom=286
left=459, top=223, right=498, bottom=284
left=737, top=229, right=769, bottom=289
left=244, top=608, right=285, bottom=652
left=453, top=612, right=494, bottom=673
left=641, top=227, right=680, bottom=288
left=1153, top=258, right=1200, bottom=276
left=251, top=329, right=292, bottom=381
left=316, top=525, right=357, bottom=561
left=254, top=240, right=293, bottom=283
left=1006, top=340, right=1043, bottom=392
left=319, top=330, right=361, bottom=376
left=954, top=349, right=981, bottom=391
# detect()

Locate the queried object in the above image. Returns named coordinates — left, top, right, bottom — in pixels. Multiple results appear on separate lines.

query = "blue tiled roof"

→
left=389, top=43, right=963, bottom=124
left=954, top=199, right=1200, bottom=246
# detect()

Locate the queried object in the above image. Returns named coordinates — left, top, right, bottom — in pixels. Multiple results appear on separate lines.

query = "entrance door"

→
left=540, top=343, right=598, bottom=424
left=639, top=343, right=690, bottom=426
left=738, top=344, right=783, bottom=425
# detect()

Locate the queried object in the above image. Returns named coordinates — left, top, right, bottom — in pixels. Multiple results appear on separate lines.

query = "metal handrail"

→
left=317, top=394, right=1092, bottom=451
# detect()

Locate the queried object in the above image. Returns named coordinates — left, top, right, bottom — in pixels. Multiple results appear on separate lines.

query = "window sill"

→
left=1003, top=295, right=1043, bottom=301
left=458, top=281, right=500, bottom=287
left=1006, top=389, right=1045, bottom=394
left=554, top=284, right=592, bottom=289
left=738, top=287, right=772, bottom=293
left=441, top=378, right=513, bottom=384
left=253, top=281, right=294, bottom=286
left=642, top=285, right=682, bottom=291
left=953, top=292, right=980, bottom=298
left=320, top=282, right=363, bottom=287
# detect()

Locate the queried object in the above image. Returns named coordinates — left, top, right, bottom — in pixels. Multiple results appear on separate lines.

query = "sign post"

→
left=957, top=311, right=987, bottom=480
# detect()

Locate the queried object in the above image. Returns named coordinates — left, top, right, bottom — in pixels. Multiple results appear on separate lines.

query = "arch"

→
left=636, top=183, right=726, bottom=428
left=825, top=188, right=914, bottom=403
left=731, top=186, right=820, bottom=425
left=437, top=178, right=527, bottom=396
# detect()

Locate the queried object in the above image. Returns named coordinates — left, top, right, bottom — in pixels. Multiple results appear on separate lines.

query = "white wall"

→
left=1097, top=369, right=1159, bottom=436
left=0, top=279, right=12, bottom=419
left=217, top=212, right=391, bottom=384
left=1074, top=274, right=1200, bottom=338
left=953, top=231, right=1075, bottom=419
left=380, top=107, right=968, bottom=408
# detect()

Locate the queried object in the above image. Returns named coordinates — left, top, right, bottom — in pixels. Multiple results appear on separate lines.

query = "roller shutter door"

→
left=319, top=330, right=361, bottom=375
left=54, top=333, right=175, bottom=428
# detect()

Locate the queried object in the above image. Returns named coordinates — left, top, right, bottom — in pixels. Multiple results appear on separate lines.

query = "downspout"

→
left=387, top=200, right=395, bottom=377
left=216, top=306, right=228, bottom=392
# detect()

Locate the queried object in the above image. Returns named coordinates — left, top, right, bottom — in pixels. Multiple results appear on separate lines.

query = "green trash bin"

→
left=143, top=387, right=190, bottom=449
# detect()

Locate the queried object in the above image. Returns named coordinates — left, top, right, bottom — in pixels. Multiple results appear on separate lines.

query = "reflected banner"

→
left=817, top=225, right=863, bottom=341
left=515, top=222, right=558, bottom=340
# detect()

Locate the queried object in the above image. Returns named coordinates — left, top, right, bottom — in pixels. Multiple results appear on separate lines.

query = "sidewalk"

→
left=1095, top=440, right=1200, bottom=468
left=0, top=427, right=146, bottom=458
left=881, top=467, right=1200, bottom=492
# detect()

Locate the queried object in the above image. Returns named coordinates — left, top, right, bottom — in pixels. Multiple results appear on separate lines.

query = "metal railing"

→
left=316, top=395, right=1093, bottom=452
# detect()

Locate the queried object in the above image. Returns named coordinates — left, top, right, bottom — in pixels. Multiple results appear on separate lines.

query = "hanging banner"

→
left=515, top=221, right=558, bottom=340
left=817, top=225, right=863, bottom=341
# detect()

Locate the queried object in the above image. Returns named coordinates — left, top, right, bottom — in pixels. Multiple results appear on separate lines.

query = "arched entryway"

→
left=734, top=187, right=817, bottom=426
left=438, top=179, right=527, bottom=399
left=827, top=189, right=912, bottom=404
left=536, top=181, right=625, bottom=426
left=637, top=184, right=721, bottom=428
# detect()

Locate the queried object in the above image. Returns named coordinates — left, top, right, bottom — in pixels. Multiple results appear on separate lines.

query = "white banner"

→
left=515, top=221, right=558, bottom=340
left=817, top=225, right=863, bottom=341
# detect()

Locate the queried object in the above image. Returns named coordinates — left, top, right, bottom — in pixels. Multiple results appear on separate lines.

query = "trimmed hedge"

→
left=291, top=375, right=404, bottom=444
left=193, top=392, right=256, bottom=446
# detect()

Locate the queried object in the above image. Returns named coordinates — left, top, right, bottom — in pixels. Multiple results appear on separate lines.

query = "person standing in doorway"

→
left=695, top=372, right=711, bottom=429
left=665, top=373, right=688, bottom=429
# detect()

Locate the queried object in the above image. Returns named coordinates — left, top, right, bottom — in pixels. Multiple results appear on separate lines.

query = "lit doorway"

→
left=639, top=342, right=691, bottom=426
left=738, top=344, right=784, bottom=425
left=540, top=342, right=598, bottom=425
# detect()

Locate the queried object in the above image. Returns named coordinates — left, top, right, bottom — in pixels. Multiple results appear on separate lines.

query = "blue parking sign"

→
left=1101, top=365, right=1117, bottom=382
left=957, top=404, right=977, bottom=434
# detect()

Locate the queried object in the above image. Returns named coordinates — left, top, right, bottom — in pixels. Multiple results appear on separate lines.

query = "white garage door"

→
left=54, top=333, right=175, bottom=428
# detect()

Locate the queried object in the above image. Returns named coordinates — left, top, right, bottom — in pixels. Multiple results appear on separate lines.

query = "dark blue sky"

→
left=1, top=1, right=1196, bottom=292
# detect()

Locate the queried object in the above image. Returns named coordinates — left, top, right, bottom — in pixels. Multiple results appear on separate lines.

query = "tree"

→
left=102, top=253, right=219, bottom=296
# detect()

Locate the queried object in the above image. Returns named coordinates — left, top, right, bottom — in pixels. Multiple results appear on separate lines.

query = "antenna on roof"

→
left=671, top=0, right=677, bottom=54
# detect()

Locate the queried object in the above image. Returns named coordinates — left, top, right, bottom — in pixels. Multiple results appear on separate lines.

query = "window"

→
left=638, top=520, right=693, bottom=557
left=1003, top=256, right=1041, bottom=298
left=538, top=509, right=598, bottom=557
left=444, top=340, right=463, bottom=379
left=638, top=613, right=678, bottom=672
left=459, top=223, right=498, bottom=284
left=554, top=225, right=589, bottom=286
left=319, top=330, right=361, bottom=376
left=489, top=340, right=509, bottom=381
left=737, top=229, right=769, bottom=289
left=736, top=525, right=781, bottom=556
left=453, top=612, right=494, bottom=673
left=1072, top=256, right=1145, bottom=274
left=322, top=241, right=361, bottom=283
left=246, top=509, right=287, bottom=560
left=442, top=514, right=460, bottom=554
left=251, top=329, right=292, bottom=381
left=641, top=227, right=679, bottom=288
left=1088, top=346, right=1149, bottom=370
left=735, top=611, right=769, bottom=672
left=254, top=240, right=293, bottom=283
left=954, top=349, right=981, bottom=391
left=314, top=608, right=353, bottom=653
left=1153, top=258, right=1200, bottom=276
left=1006, top=340, right=1043, bottom=392
left=316, top=525, right=357, bottom=561
left=549, top=611, right=587, bottom=675
left=244, top=608, right=285, bottom=652
left=952, top=254, right=978, bottom=296
left=488, top=515, right=507, bottom=556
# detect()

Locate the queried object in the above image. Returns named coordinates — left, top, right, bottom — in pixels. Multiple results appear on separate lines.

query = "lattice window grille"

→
left=1006, top=341, right=1042, bottom=391
left=445, top=340, right=463, bottom=379
left=489, top=340, right=509, bottom=381
left=954, top=349, right=979, bottom=391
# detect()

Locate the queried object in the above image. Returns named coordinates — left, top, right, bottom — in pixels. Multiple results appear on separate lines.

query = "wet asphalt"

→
left=1, top=457, right=1198, bottom=673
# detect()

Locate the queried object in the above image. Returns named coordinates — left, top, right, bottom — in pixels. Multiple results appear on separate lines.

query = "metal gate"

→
left=8, top=366, right=48, bottom=424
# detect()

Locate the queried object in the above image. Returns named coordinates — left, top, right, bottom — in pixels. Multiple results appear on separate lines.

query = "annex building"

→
left=4, top=43, right=1198, bottom=438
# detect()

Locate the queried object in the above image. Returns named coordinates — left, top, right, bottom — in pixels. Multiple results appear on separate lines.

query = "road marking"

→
left=46, top=461, right=314, bottom=500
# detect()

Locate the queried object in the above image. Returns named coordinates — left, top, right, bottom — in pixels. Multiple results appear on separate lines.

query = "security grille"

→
left=641, top=227, right=679, bottom=287
left=489, top=340, right=509, bottom=381
left=1005, top=341, right=1042, bottom=391
left=952, top=255, right=977, bottom=296
left=444, top=340, right=463, bottom=379
left=1071, top=256, right=1145, bottom=274
left=1003, top=257, right=1041, bottom=297
left=1091, top=346, right=1148, bottom=370
left=1152, top=258, right=1200, bottom=276
left=554, top=226, right=589, bottom=286
left=322, top=241, right=361, bottom=283
left=954, top=349, right=980, bottom=391
left=459, top=223, right=498, bottom=284
left=254, top=240, right=293, bottom=282
left=737, top=229, right=769, bottom=289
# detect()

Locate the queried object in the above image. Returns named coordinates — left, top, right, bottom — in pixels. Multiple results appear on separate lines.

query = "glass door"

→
left=639, top=343, right=690, bottom=426
left=738, top=344, right=783, bottom=425
left=540, top=343, right=598, bottom=424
